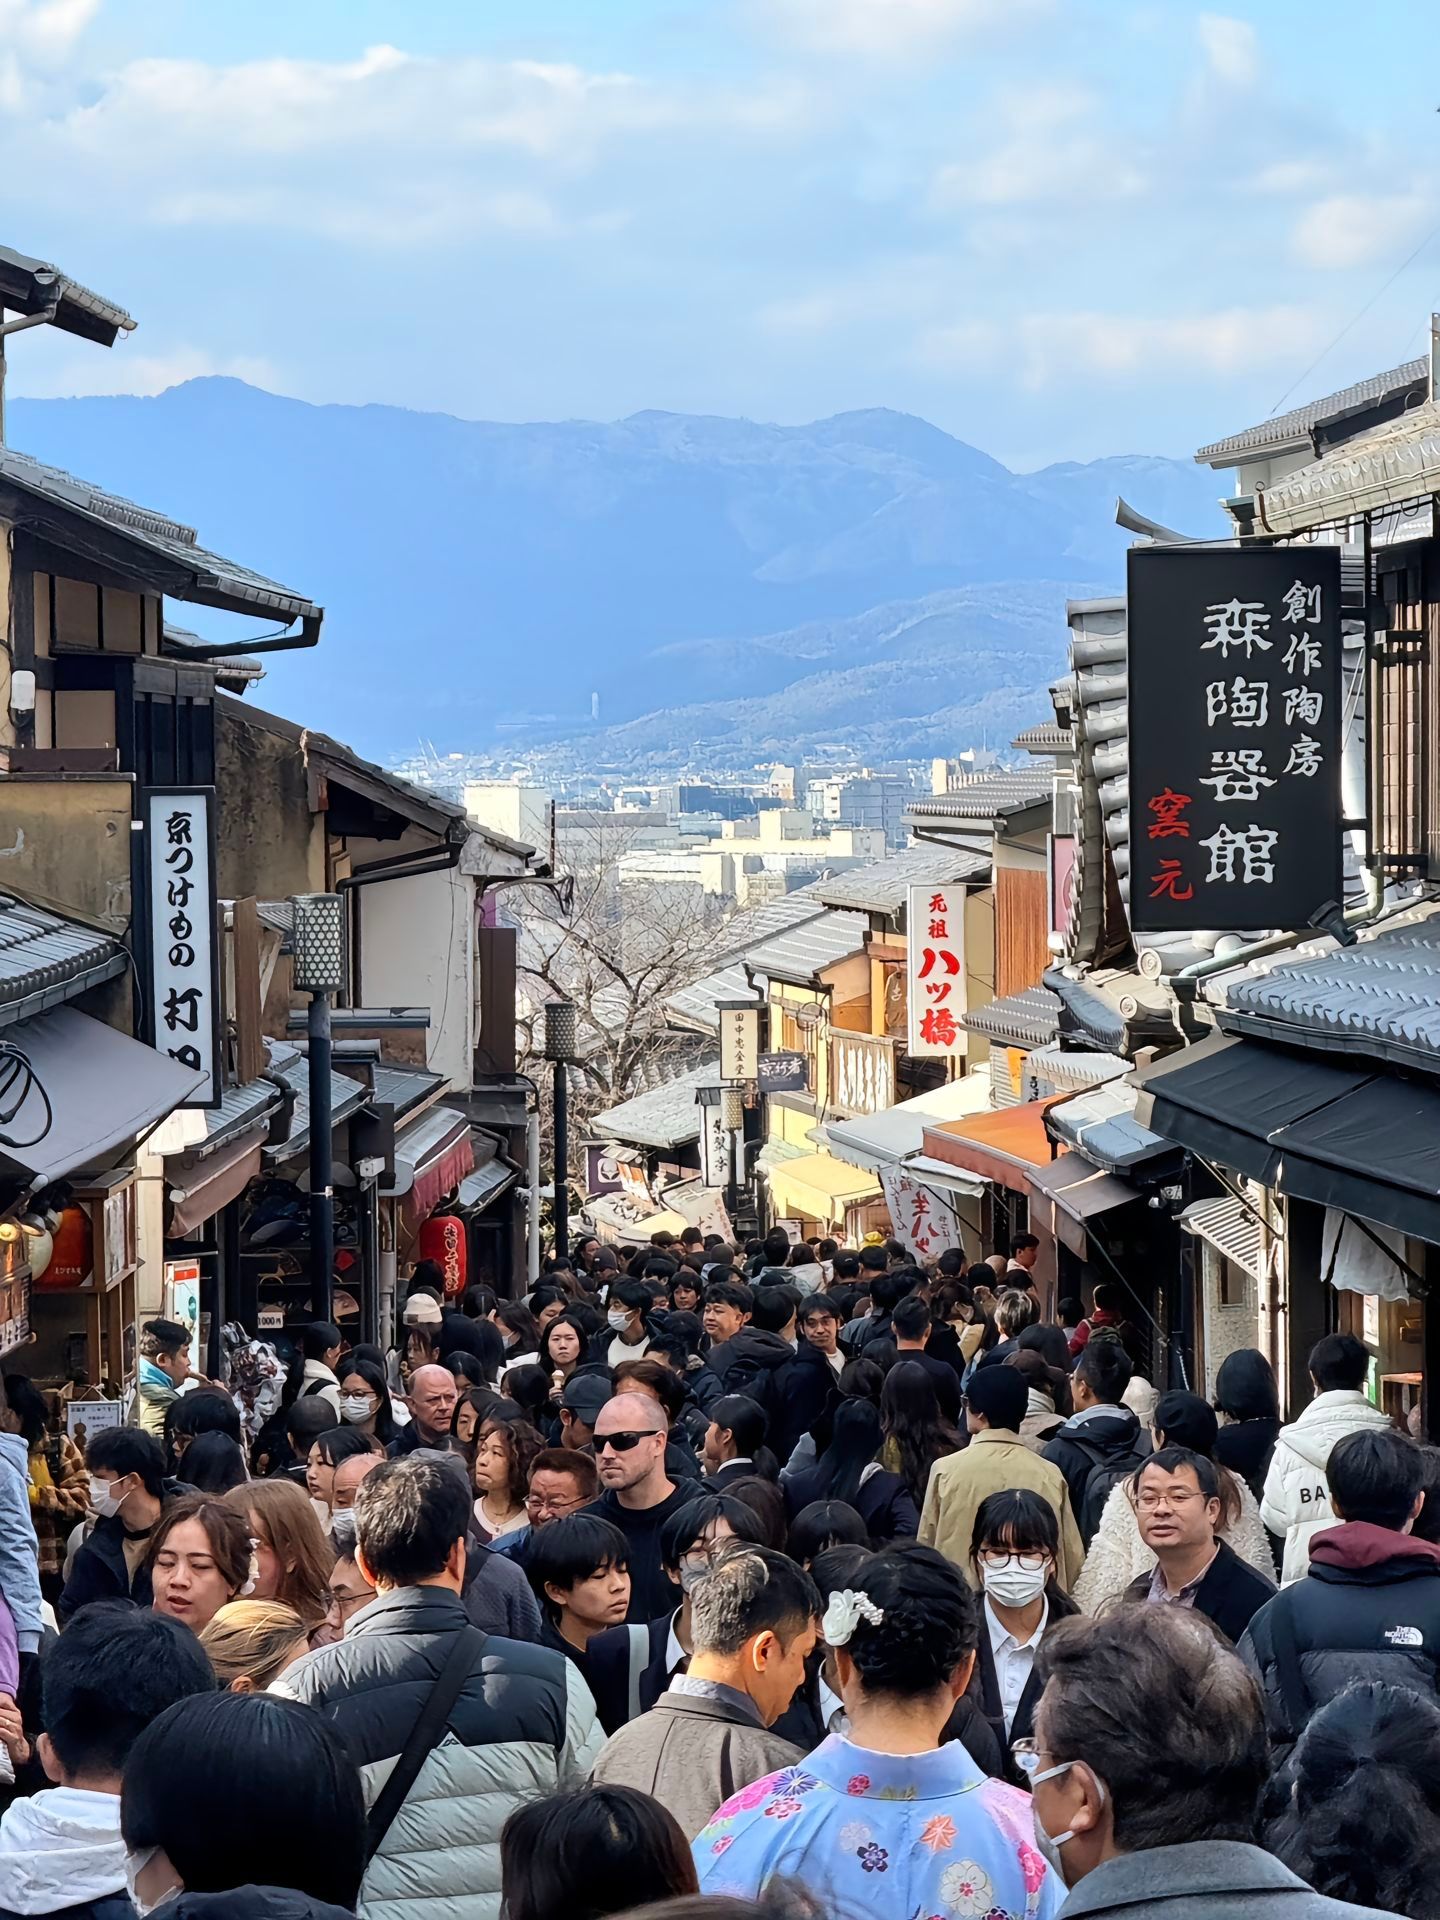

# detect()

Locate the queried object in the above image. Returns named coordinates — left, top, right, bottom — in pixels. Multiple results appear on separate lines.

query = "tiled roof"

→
left=961, top=986, right=1061, bottom=1049
left=664, top=960, right=759, bottom=1033
left=0, top=244, right=134, bottom=345
left=361, top=1063, right=445, bottom=1119
left=1046, top=1079, right=1181, bottom=1175
left=1195, top=356, right=1428, bottom=466
left=589, top=1060, right=717, bottom=1150
left=1024, top=1043, right=1129, bottom=1093
left=810, top=846, right=989, bottom=916
left=1011, top=722, right=1073, bottom=753
left=1218, top=902, right=1440, bottom=1073
left=0, top=447, right=319, bottom=623
left=745, top=910, right=869, bottom=987
left=0, top=894, right=128, bottom=1030
left=264, top=1056, right=370, bottom=1163
left=905, top=770, right=1053, bottom=822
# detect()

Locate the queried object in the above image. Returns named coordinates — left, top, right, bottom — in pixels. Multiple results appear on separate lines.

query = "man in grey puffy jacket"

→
left=275, top=1455, right=602, bottom=1920
left=1260, top=1334, right=1392, bottom=1584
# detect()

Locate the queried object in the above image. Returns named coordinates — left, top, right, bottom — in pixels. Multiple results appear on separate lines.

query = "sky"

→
left=5, top=0, right=1440, bottom=467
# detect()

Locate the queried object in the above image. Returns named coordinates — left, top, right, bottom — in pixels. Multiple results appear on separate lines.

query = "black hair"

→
left=501, top=1785, right=697, bottom=1920
left=970, top=1488, right=1060, bottom=1567
left=502, top=1363, right=554, bottom=1428
left=751, top=1284, right=798, bottom=1334
left=1091, top=1281, right=1124, bottom=1314
left=703, top=1279, right=754, bottom=1315
left=881, top=1360, right=960, bottom=1506
left=667, top=1271, right=702, bottom=1304
left=762, top=1228, right=791, bottom=1265
left=709, top=1393, right=769, bottom=1462
left=181, top=1432, right=249, bottom=1494
left=284, top=1398, right=340, bottom=1448
left=838, top=1356, right=885, bottom=1404
left=832, top=1253, right=861, bottom=1282
left=1309, top=1332, right=1369, bottom=1394
left=724, top=1476, right=787, bottom=1552
left=859, top=1246, right=888, bottom=1275
left=85, top=1426, right=165, bottom=1498
left=1414, top=1447, right=1440, bottom=1547
left=540, top=1312, right=591, bottom=1372
left=1138, top=1445, right=1221, bottom=1503
left=1056, top=1295, right=1083, bottom=1327
left=1214, top=1348, right=1280, bottom=1424
left=528, top=1285, right=567, bottom=1317
left=1267, top=1681, right=1440, bottom=1916
left=438, top=1315, right=506, bottom=1380
left=1011, top=1233, right=1039, bottom=1257
left=798, top=1293, right=841, bottom=1325
left=42, top=1601, right=215, bottom=1780
left=526, top=1513, right=629, bottom=1622
left=121, top=1693, right=366, bottom=1907
left=1328, top=1428, right=1423, bottom=1530
left=336, top=1355, right=398, bottom=1444
left=314, top=1424, right=383, bottom=1470
left=1075, top=1334, right=1133, bottom=1404
left=936, top=1249, right=965, bottom=1278
left=348, top=1342, right=386, bottom=1372
left=837, top=1543, right=978, bottom=1700
left=609, top=1278, right=652, bottom=1315
left=410, top=1260, right=446, bottom=1295
left=890, top=1294, right=930, bottom=1342
left=354, top=1454, right=470, bottom=1585
left=786, top=1500, right=870, bottom=1565
left=689, top=1544, right=820, bottom=1656
left=659, top=1492, right=766, bottom=1572
left=1, top=1374, right=48, bottom=1448
left=1153, top=1390, right=1219, bottom=1456
left=461, top=1284, right=498, bottom=1318
left=446, top=1353, right=486, bottom=1388
left=645, top=1328, right=696, bottom=1370
left=868, top=1272, right=911, bottom=1315
left=809, top=1541, right=874, bottom=1608
left=168, top=1389, right=242, bottom=1449
left=812, top=1399, right=882, bottom=1508
left=298, top=1322, right=342, bottom=1361
left=496, top=1300, right=541, bottom=1349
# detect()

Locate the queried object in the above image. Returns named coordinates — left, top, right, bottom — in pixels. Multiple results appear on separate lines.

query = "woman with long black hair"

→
left=781, top=1400, right=917, bottom=1544
left=880, top=1359, right=962, bottom=1510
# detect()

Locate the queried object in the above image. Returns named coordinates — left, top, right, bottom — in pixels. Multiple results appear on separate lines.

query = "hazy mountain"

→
left=10, top=381, right=1227, bottom=757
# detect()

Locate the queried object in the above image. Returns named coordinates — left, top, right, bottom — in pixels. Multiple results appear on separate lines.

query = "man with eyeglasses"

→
left=1124, top=1446, right=1274, bottom=1643
left=590, top=1391, right=691, bottom=1622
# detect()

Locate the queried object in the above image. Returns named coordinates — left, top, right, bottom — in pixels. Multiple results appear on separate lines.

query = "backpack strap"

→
left=626, top=1624, right=649, bottom=1724
left=365, top=1626, right=486, bottom=1863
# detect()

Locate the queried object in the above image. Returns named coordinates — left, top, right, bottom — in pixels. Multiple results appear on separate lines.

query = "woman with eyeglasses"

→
left=969, top=1489, right=1078, bottom=1779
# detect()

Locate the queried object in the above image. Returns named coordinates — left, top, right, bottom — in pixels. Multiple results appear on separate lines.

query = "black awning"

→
left=1130, top=1032, right=1377, bottom=1184
left=1271, top=1077, right=1440, bottom=1244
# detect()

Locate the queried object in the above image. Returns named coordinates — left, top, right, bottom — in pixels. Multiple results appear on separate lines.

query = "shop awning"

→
left=385, top=1106, right=475, bottom=1218
left=824, top=1068, right=993, bottom=1173
left=0, top=1006, right=202, bottom=1189
left=900, top=1154, right=987, bottom=1199
left=1046, top=1080, right=1184, bottom=1177
left=455, top=1130, right=517, bottom=1213
left=765, top=1150, right=882, bottom=1223
left=1182, top=1195, right=1263, bottom=1281
left=1027, top=1152, right=1139, bottom=1259
left=1130, top=1033, right=1376, bottom=1186
left=920, top=1098, right=1059, bottom=1196
left=167, top=1134, right=264, bottom=1237
left=584, top=1194, right=690, bottom=1242
left=1269, top=1076, right=1440, bottom=1245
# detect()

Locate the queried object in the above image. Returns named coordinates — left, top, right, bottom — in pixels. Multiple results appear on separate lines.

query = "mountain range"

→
left=10, top=380, right=1230, bottom=760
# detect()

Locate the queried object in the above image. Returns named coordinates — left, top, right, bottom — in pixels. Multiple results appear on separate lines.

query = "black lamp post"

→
left=290, top=892, right=346, bottom=1324
left=543, top=1001, right=578, bottom=1261
left=721, top=1083, right=746, bottom=1224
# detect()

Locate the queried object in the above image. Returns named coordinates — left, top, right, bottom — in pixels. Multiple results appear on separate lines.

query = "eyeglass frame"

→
left=595, top=1428, right=664, bottom=1454
left=525, top=1488, right=587, bottom=1514
left=324, top=1582, right=375, bottom=1620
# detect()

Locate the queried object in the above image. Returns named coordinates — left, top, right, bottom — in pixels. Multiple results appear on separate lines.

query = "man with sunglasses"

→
left=590, top=1391, right=691, bottom=1622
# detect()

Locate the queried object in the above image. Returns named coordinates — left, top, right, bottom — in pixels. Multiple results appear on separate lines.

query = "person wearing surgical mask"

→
left=970, top=1489, right=1079, bottom=1775
left=119, top=1692, right=366, bottom=1915
left=335, top=1356, right=398, bottom=1447
left=604, top=1280, right=652, bottom=1367
left=60, top=1428, right=175, bottom=1621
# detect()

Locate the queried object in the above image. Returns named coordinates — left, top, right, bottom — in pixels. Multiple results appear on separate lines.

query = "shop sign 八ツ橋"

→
left=907, top=884, right=967, bottom=1057
left=1127, top=546, right=1342, bottom=934
left=145, top=788, right=221, bottom=1106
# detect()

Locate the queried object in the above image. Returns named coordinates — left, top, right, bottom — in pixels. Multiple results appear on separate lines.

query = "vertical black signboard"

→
left=1128, top=545, right=1343, bottom=934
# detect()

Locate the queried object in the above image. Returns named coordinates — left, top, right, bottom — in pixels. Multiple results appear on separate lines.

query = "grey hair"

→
left=688, top=1542, right=821, bottom=1657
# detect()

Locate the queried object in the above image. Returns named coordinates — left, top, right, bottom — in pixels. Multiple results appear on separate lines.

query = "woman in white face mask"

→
left=334, top=1357, right=396, bottom=1448
left=970, top=1488, right=1079, bottom=1778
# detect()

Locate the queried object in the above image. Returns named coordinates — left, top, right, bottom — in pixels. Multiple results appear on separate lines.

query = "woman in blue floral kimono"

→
left=694, top=1545, right=1061, bottom=1920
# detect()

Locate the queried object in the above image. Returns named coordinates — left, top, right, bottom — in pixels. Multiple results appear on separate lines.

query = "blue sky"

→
left=6, top=0, right=1440, bottom=466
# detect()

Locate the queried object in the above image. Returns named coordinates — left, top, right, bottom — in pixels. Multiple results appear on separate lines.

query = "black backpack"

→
left=1072, top=1433, right=1149, bottom=1543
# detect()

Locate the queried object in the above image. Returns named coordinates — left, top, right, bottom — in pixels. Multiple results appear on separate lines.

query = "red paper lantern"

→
left=417, top=1215, right=467, bottom=1301
left=39, top=1206, right=94, bottom=1291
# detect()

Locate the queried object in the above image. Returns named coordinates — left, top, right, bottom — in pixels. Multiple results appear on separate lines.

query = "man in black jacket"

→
left=698, top=1284, right=816, bottom=1464
left=1239, top=1426, right=1440, bottom=1758
left=1043, top=1336, right=1147, bottom=1545
left=590, top=1391, right=692, bottom=1622
left=59, top=1431, right=186, bottom=1622
left=277, top=1455, right=600, bottom=1920
left=1124, top=1447, right=1275, bottom=1643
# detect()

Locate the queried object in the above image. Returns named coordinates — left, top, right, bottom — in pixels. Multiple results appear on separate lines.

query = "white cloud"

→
left=1291, top=192, right=1431, bottom=270
left=10, top=340, right=281, bottom=400
left=917, top=304, right=1323, bottom=387
left=1253, top=158, right=1331, bottom=197
left=758, top=0, right=1047, bottom=55
left=0, top=0, right=99, bottom=62
left=1197, top=13, right=1259, bottom=87
left=932, top=84, right=1147, bottom=207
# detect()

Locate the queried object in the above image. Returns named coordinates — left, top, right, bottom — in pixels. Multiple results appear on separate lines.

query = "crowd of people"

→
left=0, top=1229, right=1433, bottom=1920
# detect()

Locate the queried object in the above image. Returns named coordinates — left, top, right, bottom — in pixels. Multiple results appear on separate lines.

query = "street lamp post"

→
left=721, top=1083, right=746, bottom=1226
left=543, top=1001, right=578, bottom=1263
left=290, top=893, right=347, bottom=1324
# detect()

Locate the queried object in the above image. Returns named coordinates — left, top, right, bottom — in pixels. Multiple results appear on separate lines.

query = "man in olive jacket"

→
left=591, top=1543, right=820, bottom=1838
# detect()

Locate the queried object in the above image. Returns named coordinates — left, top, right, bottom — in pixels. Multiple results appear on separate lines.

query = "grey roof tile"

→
left=745, top=910, right=869, bottom=986
left=1011, top=722, right=1073, bottom=753
left=905, top=770, right=1053, bottom=822
left=810, top=846, right=989, bottom=915
left=589, top=1060, right=718, bottom=1150
left=264, top=1056, right=369, bottom=1162
left=1196, top=356, right=1428, bottom=465
left=960, top=986, right=1061, bottom=1049
left=0, top=894, right=127, bottom=1029
left=0, top=244, right=135, bottom=344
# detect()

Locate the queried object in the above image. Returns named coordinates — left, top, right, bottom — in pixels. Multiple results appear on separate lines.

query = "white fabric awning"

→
left=824, top=1068, right=993, bottom=1173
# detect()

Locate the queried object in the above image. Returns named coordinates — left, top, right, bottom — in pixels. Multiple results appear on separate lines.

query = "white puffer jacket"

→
left=1073, top=1470, right=1275, bottom=1616
left=1260, top=1388, right=1393, bottom=1584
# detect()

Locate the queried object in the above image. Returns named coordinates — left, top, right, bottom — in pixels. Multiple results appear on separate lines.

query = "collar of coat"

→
left=1057, top=1840, right=1318, bottom=1915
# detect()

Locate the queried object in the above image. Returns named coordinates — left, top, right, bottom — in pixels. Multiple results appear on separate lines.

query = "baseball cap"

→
left=561, top=1372, right=613, bottom=1425
left=403, top=1292, right=443, bottom=1328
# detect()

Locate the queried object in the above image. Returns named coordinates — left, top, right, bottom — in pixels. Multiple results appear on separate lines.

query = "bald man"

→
left=332, top=1448, right=385, bottom=1511
left=388, top=1363, right=460, bottom=1456
left=591, top=1390, right=692, bottom=1621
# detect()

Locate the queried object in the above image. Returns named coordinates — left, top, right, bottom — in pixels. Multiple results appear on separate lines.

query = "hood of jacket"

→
left=1280, top=1389, right=1392, bottom=1472
left=0, top=1787, right=126, bottom=1914
left=1052, top=1406, right=1140, bottom=1453
left=0, top=1429, right=29, bottom=1481
left=710, top=1328, right=794, bottom=1375
left=1309, top=1519, right=1440, bottom=1575
left=169, top=1890, right=356, bottom=1920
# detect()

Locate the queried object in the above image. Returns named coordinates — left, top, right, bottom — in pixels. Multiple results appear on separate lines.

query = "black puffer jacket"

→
left=1042, top=1407, right=1145, bottom=1545
left=170, top=1892, right=356, bottom=1920
left=1238, top=1522, right=1440, bottom=1755
left=276, top=1587, right=602, bottom=1920
left=698, top=1328, right=818, bottom=1463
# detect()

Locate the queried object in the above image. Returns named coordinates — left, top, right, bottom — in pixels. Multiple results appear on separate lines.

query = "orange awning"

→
left=919, top=1098, right=1059, bottom=1195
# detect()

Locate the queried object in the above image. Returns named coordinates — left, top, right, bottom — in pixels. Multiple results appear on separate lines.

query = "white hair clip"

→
left=821, top=1587, right=885, bottom=1647
left=241, top=1537, right=260, bottom=1598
